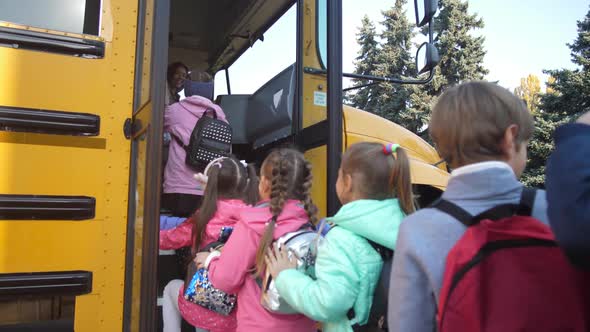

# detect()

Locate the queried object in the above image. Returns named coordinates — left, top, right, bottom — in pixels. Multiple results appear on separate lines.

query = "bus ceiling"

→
left=168, top=0, right=295, bottom=73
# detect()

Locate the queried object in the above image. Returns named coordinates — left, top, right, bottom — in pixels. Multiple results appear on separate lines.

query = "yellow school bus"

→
left=0, top=0, right=446, bottom=331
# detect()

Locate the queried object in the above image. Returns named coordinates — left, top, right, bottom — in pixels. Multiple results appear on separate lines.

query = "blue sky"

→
left=215, top=0, right=589, bottom=96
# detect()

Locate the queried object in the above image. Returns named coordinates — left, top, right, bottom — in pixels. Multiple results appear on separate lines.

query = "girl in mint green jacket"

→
left=266, top=142, right=415, bottom=332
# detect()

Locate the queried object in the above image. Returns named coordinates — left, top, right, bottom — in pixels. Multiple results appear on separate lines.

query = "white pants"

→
left=162, top=279, right=208, bottom=332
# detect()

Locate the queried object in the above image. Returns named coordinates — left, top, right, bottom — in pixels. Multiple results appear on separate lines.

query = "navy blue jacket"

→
left=546, top=123, right=590, bottom=267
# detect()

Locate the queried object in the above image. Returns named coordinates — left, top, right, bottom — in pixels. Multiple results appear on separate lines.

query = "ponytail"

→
left=244, top=163, right=260, bottom=205
left=389, top=147, right=415, bottom=215
left=342, top=142, right=415, bottom=214
left=192, top=166, right=220, bottom=254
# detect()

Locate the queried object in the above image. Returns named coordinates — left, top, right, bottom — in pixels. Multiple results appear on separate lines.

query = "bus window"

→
left=317, top=0, right=327, bottom=69
left=0, top=0, right=101, bottom=36
left=214, top=5, right=296, bottom=98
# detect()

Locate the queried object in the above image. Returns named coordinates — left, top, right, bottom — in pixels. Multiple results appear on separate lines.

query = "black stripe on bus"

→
left=0, top=195, right=95, bottom=220
left=0, top=26, right=104, bottom=58
left=0, top=106, right=100, bottom=136
left=0, top=271, right=92, bottom=297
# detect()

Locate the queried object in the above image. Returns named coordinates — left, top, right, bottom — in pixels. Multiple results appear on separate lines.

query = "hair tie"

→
left=193, top=157, right=226, bottom=186
left=383, top=143, right=400, bottom=156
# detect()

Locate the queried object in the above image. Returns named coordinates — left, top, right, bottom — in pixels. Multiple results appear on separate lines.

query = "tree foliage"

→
left=514, top=74, right=542, bottom=113
left=349, top=0, right=488, bottom=134
left=347, top=16, right=381, bottom=111
left=521, top=6, right=590, bottom=188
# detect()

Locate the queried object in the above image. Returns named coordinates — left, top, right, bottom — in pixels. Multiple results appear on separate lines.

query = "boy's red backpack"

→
left=433, top=188, right=590, bottom=332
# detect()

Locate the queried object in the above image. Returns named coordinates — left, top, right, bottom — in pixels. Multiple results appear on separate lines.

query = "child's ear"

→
left=501, top=124, right=519, bottom=157
left=259, top=176, right=271, bottom=196
left=343, top=173, right=354, bottom=195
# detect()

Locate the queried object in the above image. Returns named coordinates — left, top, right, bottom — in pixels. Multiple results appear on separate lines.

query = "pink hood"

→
left=167, top=95, right=226, bottom=122
left=159, top=199, right=246, bottom=250
left=163, top=96, right=227, bottom=196
left=201, top=199, right=245, bottom=247
left=240, top=200, right=311, bottom=238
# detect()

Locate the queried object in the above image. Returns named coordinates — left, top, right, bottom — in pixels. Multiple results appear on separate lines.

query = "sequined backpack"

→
left=183, top=227, right=236, bottom=316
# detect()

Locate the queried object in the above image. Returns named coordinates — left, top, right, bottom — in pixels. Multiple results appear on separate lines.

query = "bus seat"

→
left=248, top=64, right=295, bottom=148
left=217, top=95, right=251, bottom=144
left=216, top=63, right=296, bottom=148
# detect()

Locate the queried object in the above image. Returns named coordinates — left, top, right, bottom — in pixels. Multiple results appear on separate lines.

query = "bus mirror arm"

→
left=312, top=15, right=439, bottom=92
left=304, top=67, right=436, bottom=92
left=340, top=68, right=437, bottom=92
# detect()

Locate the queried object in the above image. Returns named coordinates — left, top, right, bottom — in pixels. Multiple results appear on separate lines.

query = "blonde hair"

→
left=429, top=81, right=534, bottom=168
left=341, top=142, right=415, bottom=215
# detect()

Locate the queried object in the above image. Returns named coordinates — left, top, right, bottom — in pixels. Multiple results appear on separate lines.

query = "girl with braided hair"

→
left=160, top=156, right=259, bottom=332
left=196, top=148, right=317, bottom=332
left=265, top=142, right=414, bottom=332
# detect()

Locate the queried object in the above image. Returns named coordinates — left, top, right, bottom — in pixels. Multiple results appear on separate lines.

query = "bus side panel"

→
left=0, top=1, right=139, bottom=331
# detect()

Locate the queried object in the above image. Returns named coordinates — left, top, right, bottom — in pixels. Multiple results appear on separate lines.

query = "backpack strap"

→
left=517, top=187, right=536, bottom=216
left=432, top=187, right=537, bottom=226
left=170, top=132, right=188, bottom=151
left=431, top=199, right=474, bottom=226
left=204, top=107, right=218, bottom=119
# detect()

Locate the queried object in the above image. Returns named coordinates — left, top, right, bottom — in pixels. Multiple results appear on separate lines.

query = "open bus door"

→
left=123, top=0, right=169, bottom=331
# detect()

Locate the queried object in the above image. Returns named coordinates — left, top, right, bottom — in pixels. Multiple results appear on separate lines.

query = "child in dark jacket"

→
left=546, top=111, right=590, bottom=268
left=387, top=81, right=550, bottom=332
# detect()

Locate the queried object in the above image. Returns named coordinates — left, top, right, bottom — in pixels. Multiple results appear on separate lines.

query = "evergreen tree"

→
left=371, top=0, right=416, bottom=130
left=423, top=0, right=489, bottom=96
left=411, top=0, right=489, bottom=134
left=347, top=16, right=381, bottom=111
left=541, top=7, right=590, bottom=122
left=521, top=7, right=590, bottom=188
left=348, top=0, right=489, bottom=135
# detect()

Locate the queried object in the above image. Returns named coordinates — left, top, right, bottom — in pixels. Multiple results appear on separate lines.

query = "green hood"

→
left=327, top=199, right=405, bottom=250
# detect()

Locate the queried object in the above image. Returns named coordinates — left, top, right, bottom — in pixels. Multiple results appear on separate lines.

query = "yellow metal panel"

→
left=344, top=106, right=444, bottom=167
left=304, top=145, right=328, bottom=219
left=0, top=0, right=138, bottom=330
left=302, top=0, right=328, bottom=129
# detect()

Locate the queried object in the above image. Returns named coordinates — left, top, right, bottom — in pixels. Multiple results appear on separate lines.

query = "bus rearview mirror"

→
left=414, top=0, right=438, bottom=27
left=416, top=42, right=440, bottom=75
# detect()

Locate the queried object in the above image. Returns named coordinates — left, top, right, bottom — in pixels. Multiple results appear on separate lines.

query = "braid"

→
left=301, top=160, right=318, bottom=225
left=269, top=155, right=288, bottom=220
left=254, top=148, right=318, bottom=276
left=255, top=152, right=289, bottom=276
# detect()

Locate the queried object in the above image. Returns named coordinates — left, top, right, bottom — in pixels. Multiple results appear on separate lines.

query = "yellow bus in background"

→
left=0, top=0, right=446, bottom=331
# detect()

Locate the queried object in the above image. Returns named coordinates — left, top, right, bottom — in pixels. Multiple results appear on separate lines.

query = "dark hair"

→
left=191, top=156, right=259, bottom=253
left=341, top=142, right=415, bottom=215
left=430, top=81, right=534, bottom=168
left=254, top=148, right=317, bottom=276
left=167, top=62, right=189, bottom=86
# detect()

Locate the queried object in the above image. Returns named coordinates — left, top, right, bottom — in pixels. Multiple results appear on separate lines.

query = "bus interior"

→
left=0, top=0, right=446, bottom=330
left=158, top=0, right=445, bottom=330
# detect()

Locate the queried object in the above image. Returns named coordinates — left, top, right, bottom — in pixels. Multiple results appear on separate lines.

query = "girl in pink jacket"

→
left=160, top=156, right=258, bottom=332
left=196, top=148, right=318, bottom=332
left=162, top=95, right=227, bottom=217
